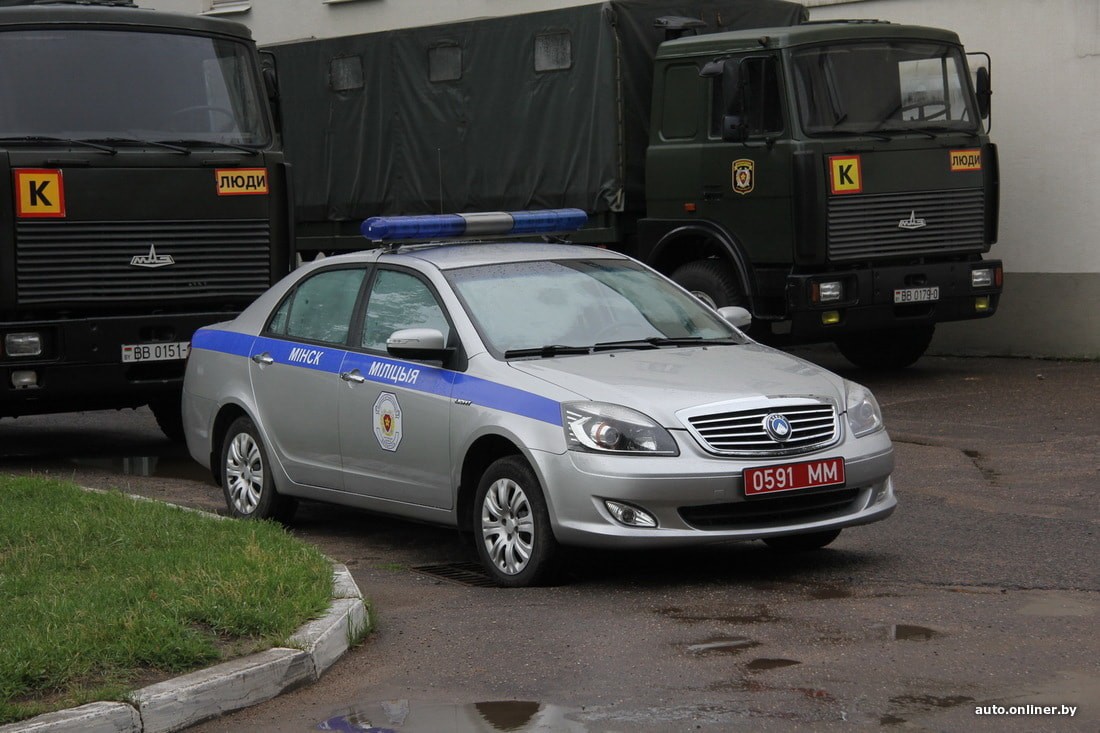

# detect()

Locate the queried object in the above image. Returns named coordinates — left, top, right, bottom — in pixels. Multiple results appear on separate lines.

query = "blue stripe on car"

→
left=192, top=328, right=561, bottom=426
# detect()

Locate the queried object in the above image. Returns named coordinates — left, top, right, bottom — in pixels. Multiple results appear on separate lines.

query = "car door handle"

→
left=340, top=370, right=366, bottom=384
left=251, top=352, right=274, bottom=365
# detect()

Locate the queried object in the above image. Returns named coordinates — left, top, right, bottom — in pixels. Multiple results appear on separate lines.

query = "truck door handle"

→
left=251, top=352, right=274, bottom=365
left=340, top=369, right=366, bottom=384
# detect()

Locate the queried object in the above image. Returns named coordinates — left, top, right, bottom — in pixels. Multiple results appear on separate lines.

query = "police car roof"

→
left=384, top=241, right=630, bottom=270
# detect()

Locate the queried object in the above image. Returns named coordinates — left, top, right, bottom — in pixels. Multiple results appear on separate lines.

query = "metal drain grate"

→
left=411, top=561, right=500, bottom=588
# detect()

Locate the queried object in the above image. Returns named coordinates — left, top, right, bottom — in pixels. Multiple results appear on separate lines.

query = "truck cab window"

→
left=710, top=56, right=783, bottom=138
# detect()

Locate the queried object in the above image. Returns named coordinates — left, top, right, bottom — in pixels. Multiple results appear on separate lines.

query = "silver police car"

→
left=182, top=210, right=895, bottom=586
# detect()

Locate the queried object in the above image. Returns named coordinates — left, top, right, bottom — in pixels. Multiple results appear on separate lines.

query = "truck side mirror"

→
left=975, top=66, right=991, bottom=120
left=721, top=115, right=748, bottom=143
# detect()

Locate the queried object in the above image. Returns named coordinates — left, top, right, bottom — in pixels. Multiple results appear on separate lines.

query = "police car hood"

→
left=508, top=343, right=847, bottom=427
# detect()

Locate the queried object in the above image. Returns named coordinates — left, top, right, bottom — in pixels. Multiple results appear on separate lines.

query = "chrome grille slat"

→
left=686, top=402, right=839, bottom=457
left=827, top=188, right=985, bottom=261
left=15, top=219, right=272, bottom=305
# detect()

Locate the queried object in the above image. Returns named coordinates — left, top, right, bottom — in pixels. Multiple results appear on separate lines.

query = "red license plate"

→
left=743, top=457, right=845, bottom=496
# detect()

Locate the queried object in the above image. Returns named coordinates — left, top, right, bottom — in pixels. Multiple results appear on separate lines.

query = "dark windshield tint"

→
left=792, top=41, right=978, bottom=135
left=0, top=29, right=269, bottom=144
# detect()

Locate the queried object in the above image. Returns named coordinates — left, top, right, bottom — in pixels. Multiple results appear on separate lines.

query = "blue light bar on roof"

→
left=361, top=208, right=587, bottom=242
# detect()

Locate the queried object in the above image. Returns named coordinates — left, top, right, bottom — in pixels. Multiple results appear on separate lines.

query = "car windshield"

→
left=0, top=29, right=269, bottom=146
left=445, top=258, right=744, bottom=357
left=791, top=40, right=979, bottom=135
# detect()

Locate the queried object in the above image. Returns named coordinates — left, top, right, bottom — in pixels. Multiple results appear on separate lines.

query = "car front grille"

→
left=15, top=219, right=272, bottom=306
left=678, top=488, right=862, bottom=530
left=827, top=188, right=986, bottom=261
left=683, top=401, right=839, bottom=457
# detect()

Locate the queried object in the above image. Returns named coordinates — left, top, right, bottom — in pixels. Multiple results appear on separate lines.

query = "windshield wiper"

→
left=156, top=138, right=260, bottom=155
left=0, top=135, right=117, bottom=154
left=91, top=137, right=191, bottom=154
left=504, top=344, right=593, bottom=359
left=592, top=336, right=740, bottom=351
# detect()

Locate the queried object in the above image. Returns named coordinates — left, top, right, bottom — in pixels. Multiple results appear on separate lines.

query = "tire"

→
left=474, top=456, right=559, bottom=587
left=671, top=259, right=746, bottom=310
left=220, top=416, right=297, bottom=522
left=763, top=529, right=841, bottom=552
left=836, top=325, right=935, bottom=370
left=149, top=396, right=186, bottom=443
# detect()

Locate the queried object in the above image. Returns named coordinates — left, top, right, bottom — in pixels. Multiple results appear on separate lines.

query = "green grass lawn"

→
left=0, top=475, right=334, bottom=724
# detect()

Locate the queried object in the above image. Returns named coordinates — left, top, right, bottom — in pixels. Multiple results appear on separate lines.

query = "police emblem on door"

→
left=373, top=391, right=403, bottom=452
left=732, top=159, right=755, bottom=195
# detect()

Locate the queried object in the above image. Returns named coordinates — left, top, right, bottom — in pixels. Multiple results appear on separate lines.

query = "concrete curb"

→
left=1, top=564, right=370, bottom=733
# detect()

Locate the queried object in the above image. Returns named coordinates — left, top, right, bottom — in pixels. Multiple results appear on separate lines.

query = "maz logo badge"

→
left=898, top=211, right=928, bottom=231
left=130, top=244, right=175, bottom=268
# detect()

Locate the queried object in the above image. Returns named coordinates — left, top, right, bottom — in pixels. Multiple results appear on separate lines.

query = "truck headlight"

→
left=4, top=332, right=42, bottom=357
left=844, top=381, right=884, bottom=437
left=562, top=402, right=679, bottom=455
left=971, top=268, right=993, bottom=288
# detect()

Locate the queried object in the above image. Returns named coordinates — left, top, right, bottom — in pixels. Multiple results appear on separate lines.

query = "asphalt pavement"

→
left=1, top=348, right=1097, bottom=732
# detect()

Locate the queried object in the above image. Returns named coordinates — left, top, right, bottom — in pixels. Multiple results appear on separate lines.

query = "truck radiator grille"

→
left=827, top=188, right=985, bottom=261
left=685, top=402, right=838, bottom=457
left=15, top=219, right=272, bottom=305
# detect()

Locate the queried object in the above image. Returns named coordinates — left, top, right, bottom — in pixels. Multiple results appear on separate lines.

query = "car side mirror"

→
left=717, top=306, right=752, bottom=329
left=386, top=328, right=451, bottom=361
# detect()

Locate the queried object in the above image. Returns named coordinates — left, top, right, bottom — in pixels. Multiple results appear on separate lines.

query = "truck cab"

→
left=643, top=20, right=1001, bottom=368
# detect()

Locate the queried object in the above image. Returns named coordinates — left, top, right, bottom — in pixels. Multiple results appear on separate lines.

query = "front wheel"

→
left=474, top=456, right=559, bottom=587
left=836, top=325, right=935, bottom=370
left=671, top=259, right=745, bottom=310
left=149, top=396, right=185, bottom=443
left=763, top=529, right=841, bottom=552
left=220, top=416, right=297, bottom=522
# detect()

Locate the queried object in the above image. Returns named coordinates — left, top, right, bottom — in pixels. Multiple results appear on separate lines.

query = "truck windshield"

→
left=791, top=41, right=978, bottom=136
left=0, top=29, right=268, bottom=146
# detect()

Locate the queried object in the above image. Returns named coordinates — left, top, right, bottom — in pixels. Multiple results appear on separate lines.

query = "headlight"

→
left=562, top=402, right=679, bottom=455
left=844, top=381, right=884, bottom=437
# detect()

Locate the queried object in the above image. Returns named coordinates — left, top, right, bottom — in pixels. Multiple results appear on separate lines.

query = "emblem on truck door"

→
left=130, top=244, right=175, bottom=268
left=732, top=159, right=755, bottom=195
left=898, top=211, right=928, bottom=231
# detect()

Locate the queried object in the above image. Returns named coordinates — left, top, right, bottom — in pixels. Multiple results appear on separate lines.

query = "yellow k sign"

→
left=15, top=169, right=66, bottom=218
left=828, top=155, right=862, bottom=195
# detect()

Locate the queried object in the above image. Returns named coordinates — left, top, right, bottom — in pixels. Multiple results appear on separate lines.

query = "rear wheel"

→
left=836, top=325, right=935, bottom=370
left=671, top=259, right=745, bottom=310
left=220, top=416, right=297, bottom=522
left=763, top=529, right=841, bottom=552
left=474, top=456, right=558, bottom=587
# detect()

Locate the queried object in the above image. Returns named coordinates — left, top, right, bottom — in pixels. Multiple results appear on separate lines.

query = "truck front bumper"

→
left=785, top=259, right=1002, bottom=341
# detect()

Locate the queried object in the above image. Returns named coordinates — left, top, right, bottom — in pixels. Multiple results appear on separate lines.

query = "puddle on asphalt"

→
left=746, top=658, right=802, bottom=672
left=317, top=701, right=587, bottom=732
left=685, top=637, right=761, bottom=655
left=69, top=456, right=209, bottom=481
left=889, top=624, right=939, bottom=641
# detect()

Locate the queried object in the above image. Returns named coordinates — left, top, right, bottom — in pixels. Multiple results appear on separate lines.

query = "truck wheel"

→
left=220, top=416, right=297, bottom=522
left=474, top=456, right=559, bottom=587
left=763, top=529, right=841, bottom=552
left=671, top=259, right=745, bottom=310
left=149, top=397, right=185, bottom=443
left=836, top=325, right=935, bottom=370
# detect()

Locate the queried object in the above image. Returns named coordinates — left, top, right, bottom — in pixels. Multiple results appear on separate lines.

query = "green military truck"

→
left=268, top=0, right=1000, bottom=368
left=0, top=0, right=290, bottom=438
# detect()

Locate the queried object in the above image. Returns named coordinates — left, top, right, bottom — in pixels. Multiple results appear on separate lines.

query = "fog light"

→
left=5, top=332, right=42, bottom=357
left=971, top=269, right=993, bottom=288
left=604, top=500, right=657, bottom=528
left=974, top=296, right=991, bottom=312
left=11, top=370, right=38, bottom=389
left=821, top=310, right=841, bottom=325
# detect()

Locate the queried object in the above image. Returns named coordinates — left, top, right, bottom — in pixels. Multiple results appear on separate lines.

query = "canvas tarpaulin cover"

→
left=268, top=0, right=805, bottom=224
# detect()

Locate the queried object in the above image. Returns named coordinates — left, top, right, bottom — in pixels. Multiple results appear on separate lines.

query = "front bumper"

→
left=786, top=259, right=1002, bottom=341
left=532, top=430, right=895, bottom=548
